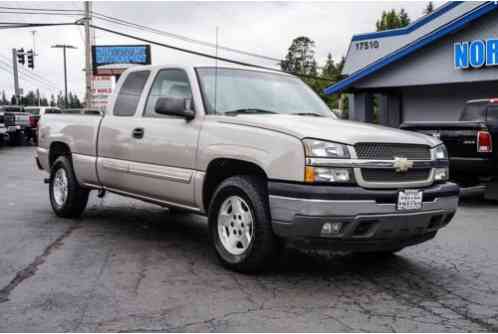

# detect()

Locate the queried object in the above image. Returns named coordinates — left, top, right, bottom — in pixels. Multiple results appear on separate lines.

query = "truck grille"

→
left=4, top=113, right=15, bottom=127
left=361, top=168, right=431, bottom=183
left=355, top=143, right=431, bottom=160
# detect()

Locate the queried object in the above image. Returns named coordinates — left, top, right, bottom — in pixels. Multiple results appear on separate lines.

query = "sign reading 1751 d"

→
left=454, top=39, right=498, bottom=69
left=92, top=45, right=151, bottom=72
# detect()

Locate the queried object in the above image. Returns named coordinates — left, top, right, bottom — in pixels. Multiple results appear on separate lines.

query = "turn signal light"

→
left=477, top=131, right=492, bottom=153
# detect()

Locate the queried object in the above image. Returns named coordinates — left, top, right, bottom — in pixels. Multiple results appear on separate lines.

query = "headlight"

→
left=434, top=168, right=449, bottom=182
left=432, top=144, right=448, bottom=160
left=303, top=139, right=350, bottom=158
left=305, top=166, right=353, bottom=183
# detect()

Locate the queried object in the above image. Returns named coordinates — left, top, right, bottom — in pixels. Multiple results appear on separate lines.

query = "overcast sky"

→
left=0, top=1, right=438, bottom=100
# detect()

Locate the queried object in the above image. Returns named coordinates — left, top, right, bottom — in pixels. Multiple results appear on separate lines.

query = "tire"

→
left=9, top=132, right=22, bottom=146
left=208, top=175, right=279, bottom=273
left=49, top=156, right=89, bottom=218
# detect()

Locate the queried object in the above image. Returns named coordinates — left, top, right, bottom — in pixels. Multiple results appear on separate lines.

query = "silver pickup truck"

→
left=36, top=65, right=459, bottom=272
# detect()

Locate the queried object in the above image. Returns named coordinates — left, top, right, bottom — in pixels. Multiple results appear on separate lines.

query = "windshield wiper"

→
left=294, top=112, right=324, bottom=117
left=223, top=108, right=278, bottom=116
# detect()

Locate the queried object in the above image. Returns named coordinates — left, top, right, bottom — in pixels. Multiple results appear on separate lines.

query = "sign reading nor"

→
left=92, top=45, right=151, bottom=73
left=455, top=39, right=498, bottom=69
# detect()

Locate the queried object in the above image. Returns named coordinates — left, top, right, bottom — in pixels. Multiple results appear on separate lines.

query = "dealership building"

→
left=325, top=1, right=498, bottom=127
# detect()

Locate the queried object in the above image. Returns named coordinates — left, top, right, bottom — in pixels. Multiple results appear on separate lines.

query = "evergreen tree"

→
left=280, top=36, right=317, bottom=76
left=10, top=95, right=16, bottom=105
left=50, top=94, right=56, bottom=107
left=376, top=8, right=410, bottom=31
left=0, top=90, right=7, bottom=105
left=424, top=2, right=434, bottom=15
left=399, top=9, right=410, bottom=26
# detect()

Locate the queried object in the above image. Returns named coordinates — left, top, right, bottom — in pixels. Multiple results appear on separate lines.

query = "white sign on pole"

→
left=91, top=75, right=114, bottom=111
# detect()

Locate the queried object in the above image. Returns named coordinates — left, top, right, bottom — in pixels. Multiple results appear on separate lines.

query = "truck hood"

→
left=217, top=115, right=440, bottom=146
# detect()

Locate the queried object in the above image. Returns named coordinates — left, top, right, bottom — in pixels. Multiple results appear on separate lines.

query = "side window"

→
left=113, top=70, right=150, bottom=116
left=144, top=69, right=193, bottom=118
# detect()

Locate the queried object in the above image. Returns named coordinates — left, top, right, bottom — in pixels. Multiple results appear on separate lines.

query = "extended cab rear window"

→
left=113, top=70, right=150, bottom=116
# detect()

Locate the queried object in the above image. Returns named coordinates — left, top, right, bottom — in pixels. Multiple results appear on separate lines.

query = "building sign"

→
left=455, top=39, right=498, bottom=69
left=92, top=45, right=151, bottom=73
left=90, top=76, right=114, bottom=111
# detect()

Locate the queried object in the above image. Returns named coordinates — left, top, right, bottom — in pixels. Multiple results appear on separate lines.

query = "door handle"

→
left=132, top=127, right=144, bottom=139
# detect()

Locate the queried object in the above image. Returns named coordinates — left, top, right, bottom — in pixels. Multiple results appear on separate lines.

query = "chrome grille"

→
left=4, top=113, right=15, bottom=127
left=361, top=169, right=431, bottom=182
left=355, top=143, right=431, bottom=160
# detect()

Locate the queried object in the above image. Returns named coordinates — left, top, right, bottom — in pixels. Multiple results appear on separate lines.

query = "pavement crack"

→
left=0, top=223, right=80, bottom=303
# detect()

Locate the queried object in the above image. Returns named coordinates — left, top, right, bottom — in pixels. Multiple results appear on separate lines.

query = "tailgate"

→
left=401, top=122, right=486, bottom=158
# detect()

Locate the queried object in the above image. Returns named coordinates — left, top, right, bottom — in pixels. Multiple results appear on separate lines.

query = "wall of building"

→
left=354, top=9, right=498, bottom=89
left=401, top=81, right=498, bottom=122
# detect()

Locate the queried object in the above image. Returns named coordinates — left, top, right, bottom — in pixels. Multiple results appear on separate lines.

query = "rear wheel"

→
left=208, top=175, right=279, bottom=273
left=49, top=156, right=89, bottom=218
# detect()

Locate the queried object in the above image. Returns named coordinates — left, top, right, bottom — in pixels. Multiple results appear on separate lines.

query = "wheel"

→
left=49, top=156, right=89, bottom=218
left=9, top=132, right=23, bottom=146
left=208, top=175, right=279, bottom=273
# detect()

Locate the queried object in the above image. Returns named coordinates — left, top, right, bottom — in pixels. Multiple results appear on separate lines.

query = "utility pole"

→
left=11, top=48, right=20, bottom=105
left=51, top=44, right=77, bottom=108
left=84, top=1, right=93, bottom=109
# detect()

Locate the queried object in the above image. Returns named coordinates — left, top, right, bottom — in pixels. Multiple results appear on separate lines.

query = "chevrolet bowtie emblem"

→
left=393, top=157, right=413, bottom=173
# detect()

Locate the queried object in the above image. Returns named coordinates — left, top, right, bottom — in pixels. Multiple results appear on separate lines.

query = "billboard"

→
left=92, top=45, right=151, bottom=73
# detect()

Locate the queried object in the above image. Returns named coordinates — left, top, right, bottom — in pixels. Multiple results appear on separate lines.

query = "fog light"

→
left=321, top=222, right=343, bottom=235
left=434, top=168, right=449, bottom=182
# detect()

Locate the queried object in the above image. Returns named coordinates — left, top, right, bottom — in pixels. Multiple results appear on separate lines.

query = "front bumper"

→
left=269, top=182, right=459, bottom=251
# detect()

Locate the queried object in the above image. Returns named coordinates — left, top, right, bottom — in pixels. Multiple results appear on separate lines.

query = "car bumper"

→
left=268, top=182, right=459, bottom=251
left=450, top=157, right=497, bottom=178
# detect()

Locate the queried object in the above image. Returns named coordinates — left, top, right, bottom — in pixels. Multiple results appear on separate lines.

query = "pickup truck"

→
left=401, top=99, right=498, bottom=189
left=1, top=105, right=36, bottom=146
left=0, top=110, right=7, bottom=145
left=36, top=65, right=459, bottom=272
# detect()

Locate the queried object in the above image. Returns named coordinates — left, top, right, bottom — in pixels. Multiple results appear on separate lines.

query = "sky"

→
left=0, top=1, right=438, bottom=101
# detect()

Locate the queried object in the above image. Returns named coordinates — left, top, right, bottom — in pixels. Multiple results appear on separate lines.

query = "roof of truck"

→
left=124, top=64, right=293, bottom=76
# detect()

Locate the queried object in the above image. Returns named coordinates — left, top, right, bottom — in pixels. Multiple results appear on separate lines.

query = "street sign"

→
left=92, top=45, right=151, bottom=74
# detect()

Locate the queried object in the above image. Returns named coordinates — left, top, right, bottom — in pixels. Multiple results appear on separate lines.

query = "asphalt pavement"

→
left=1, top=146, right=498, bottom=332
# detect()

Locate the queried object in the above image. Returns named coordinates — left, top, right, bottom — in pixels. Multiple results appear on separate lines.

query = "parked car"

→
left=36, top=65, right=459, bottom=272
left=401, top=99, right=498, bottom=191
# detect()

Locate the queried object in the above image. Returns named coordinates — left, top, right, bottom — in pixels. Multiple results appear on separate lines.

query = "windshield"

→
left=460, top=102, right=486, bottom=121
left=196, top=67, right=335, bottom=117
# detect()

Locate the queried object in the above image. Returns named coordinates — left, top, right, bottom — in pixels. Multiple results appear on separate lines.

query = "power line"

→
left=0, top=5, right=284, bottom=64
left=87, top=23, right=335, bottom=82
left=0, top=54, right=59, bottom=88
left=91, top=11, right=282, bottom=63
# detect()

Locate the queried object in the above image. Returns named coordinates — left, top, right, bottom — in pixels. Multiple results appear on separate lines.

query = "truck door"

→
left=127, top=68, right=200, bottom=207
left=99, top=68, right=200, bottom=208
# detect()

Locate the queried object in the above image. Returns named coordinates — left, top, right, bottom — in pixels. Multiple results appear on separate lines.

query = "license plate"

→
left=8, top=126, right=16, bottom=132
left=397, top=190, right=423, bottom=211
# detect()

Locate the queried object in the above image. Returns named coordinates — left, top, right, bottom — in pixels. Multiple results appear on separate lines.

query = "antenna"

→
left=214, top=26, right=219, bottom=114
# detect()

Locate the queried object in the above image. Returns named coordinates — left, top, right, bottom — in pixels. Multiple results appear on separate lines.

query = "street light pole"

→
left=51, top=44, right=77, bottom=108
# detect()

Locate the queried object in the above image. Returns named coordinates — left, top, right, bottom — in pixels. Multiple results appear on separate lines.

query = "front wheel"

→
left=49, top=156, right=89, bottom=218
left=208, top=175, right=279, bottom=273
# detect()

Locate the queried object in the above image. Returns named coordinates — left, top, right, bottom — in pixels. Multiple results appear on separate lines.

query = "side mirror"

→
left=155, top=97, right=194, bottom=120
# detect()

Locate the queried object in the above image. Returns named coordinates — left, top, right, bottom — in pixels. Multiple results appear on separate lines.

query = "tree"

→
left=376, top=9, right=410, bottom=31
left=399, top=9, right=410, bottom=27
left=0, top=90, right=7, bottom=105
left=424, top=2, right=434, bottom=15
left=280, top=36, right=317, bottom=76
left=50, top=94, right=56, bottom=107
left=10, top=95, right=16, bottom=105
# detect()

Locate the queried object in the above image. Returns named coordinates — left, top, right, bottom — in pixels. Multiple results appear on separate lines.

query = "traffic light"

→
left=17, top=48, right=25, bottom=65
left=27, top=50, right=34, bottom=69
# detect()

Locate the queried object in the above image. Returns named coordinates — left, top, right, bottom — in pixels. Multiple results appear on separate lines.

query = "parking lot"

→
left=0, top=146, right=497, bottom=332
